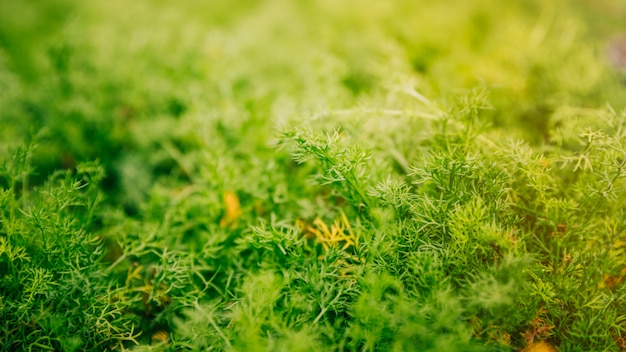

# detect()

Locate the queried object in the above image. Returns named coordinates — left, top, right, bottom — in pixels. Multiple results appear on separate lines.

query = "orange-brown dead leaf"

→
left=599, top=267, right=626, bottom=290
left=613, top=332, right=626, bottom=351
left=522, top=341, right=558, bottom=352
left=523, top=313, right=554, bottom=347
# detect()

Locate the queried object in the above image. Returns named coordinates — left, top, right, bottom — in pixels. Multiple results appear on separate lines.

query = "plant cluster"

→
left=1, top=0, right=626, bottom=351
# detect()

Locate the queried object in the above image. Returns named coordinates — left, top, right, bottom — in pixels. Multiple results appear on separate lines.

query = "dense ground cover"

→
left=2, top=0, right=626, bottom=350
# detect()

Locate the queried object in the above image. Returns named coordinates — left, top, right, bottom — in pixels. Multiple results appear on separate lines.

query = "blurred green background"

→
left=1, top=0, right=625, bottom=208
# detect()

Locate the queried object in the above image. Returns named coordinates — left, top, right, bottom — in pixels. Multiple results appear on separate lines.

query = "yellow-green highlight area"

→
left=1, top=0, right=626, bottom=350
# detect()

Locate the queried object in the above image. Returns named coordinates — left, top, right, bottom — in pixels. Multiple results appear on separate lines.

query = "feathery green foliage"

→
left=2, top=0, right=626, bottom=351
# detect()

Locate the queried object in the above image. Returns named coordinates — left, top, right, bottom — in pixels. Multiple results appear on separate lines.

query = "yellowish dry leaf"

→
left=220, top=190, right=242, bottom=228
left=523, top=341, right=558, bottom=352
left=151, top=330, right=169, bottom=345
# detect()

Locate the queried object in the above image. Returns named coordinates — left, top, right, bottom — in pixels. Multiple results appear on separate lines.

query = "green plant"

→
left=0, top=143, right=139, bottom=350
left=2, top=0, right=626, bottom=351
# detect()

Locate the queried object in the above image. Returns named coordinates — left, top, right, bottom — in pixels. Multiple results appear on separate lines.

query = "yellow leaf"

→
left=151, top=330, right=169, bottom=345
left=523, top=341, right=558, bottom=352
left=220, top=190, right=242, bottom=228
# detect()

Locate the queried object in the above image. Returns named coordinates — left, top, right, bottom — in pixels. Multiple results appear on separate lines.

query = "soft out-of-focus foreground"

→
left=1, top=1, right=626, bottom=351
